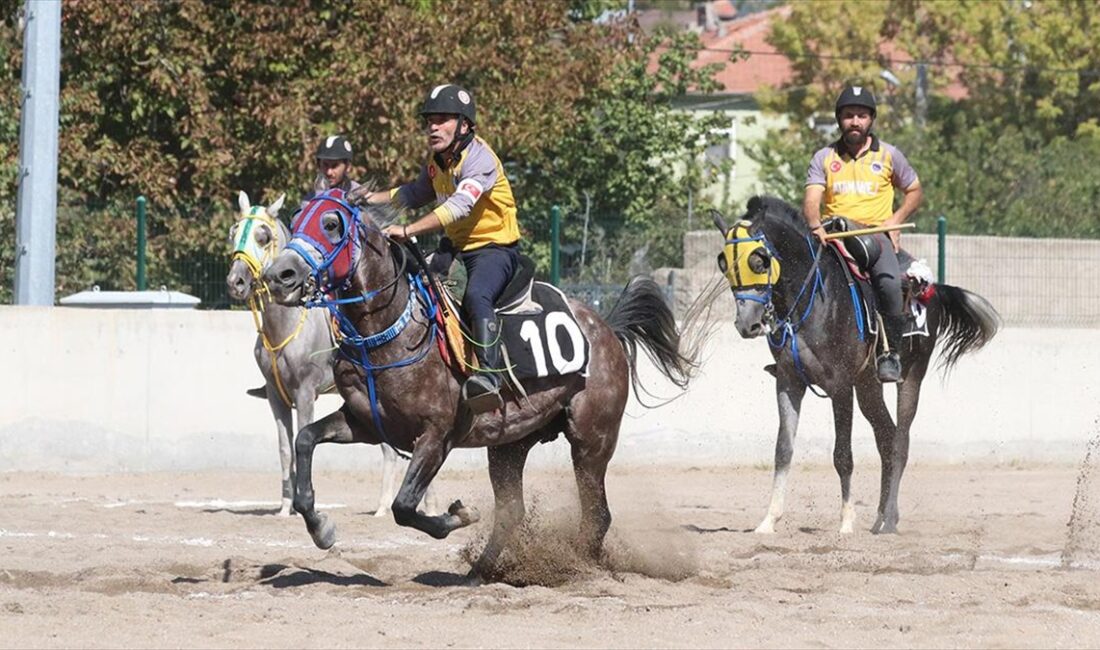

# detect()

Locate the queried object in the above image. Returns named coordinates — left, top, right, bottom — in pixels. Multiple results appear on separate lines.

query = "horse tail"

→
left=606, top=275, right=696, bottom=394
left=932, top=283, right=1001, bottom=372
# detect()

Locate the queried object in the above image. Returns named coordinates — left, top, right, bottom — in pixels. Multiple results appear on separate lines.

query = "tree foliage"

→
left=1, top=0, right=726, bottom=302
left=746, top=0, right=1100, bottom=238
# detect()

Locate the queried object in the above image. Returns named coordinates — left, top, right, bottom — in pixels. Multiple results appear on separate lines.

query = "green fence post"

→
left=136, top=195, right=147, bottom=291
left=550, top=205, right=561, bottom=286
left=936, top=215, right=946, bottom=283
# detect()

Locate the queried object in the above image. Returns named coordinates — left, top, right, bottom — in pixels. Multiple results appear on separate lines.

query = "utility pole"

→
left=915, top=63, right=928, bottom=129
left=13, top=0, right=62, bottom=305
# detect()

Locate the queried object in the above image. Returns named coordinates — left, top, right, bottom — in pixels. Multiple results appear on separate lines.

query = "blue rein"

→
left=761, top=234, right=828, bottom=398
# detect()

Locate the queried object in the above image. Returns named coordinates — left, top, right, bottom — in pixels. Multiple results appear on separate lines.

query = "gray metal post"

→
left=13, top=0, right=62, bottom=305
left=915, top=63, right=928, bottom=128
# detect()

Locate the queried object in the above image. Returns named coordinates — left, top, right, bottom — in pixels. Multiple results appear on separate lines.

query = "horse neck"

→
left=763, top=220, right=833, bottom=316
left=765, top=222, right=854, bottom=338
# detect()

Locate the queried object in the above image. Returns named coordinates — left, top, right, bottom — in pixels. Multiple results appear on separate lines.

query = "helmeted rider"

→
left=803, top=86, right=923, bottom=383
left=313, top=135, right=360, bottom=194
left=364, top=84, right=521, bottom=414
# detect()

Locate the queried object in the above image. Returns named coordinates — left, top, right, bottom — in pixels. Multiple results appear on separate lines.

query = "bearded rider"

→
left=803, top=86, right=923, bottom=383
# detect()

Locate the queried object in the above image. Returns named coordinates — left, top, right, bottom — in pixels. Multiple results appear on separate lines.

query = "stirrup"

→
left=876, top=352, right=902, bottom=384
left=462, top=375, right=502, bottom=414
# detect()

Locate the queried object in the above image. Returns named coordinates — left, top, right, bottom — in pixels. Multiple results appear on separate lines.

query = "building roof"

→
left=697, top=5, right=794, bottom=94
left=649, top=3, right=967, bottom=101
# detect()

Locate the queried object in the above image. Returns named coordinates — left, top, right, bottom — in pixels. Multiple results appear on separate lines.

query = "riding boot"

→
left=462, top=317, right=504, bottom=414
left=876, top=313, right=907, bottom=383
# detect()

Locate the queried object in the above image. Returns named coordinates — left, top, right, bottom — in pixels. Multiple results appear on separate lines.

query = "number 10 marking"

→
left=518, top=312, right=585, bottom=377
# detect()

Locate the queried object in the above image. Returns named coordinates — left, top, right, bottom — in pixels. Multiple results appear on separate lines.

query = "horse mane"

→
left=350, top=180, right=401, bottom=230
left=744, top=195, right=808, bottom=234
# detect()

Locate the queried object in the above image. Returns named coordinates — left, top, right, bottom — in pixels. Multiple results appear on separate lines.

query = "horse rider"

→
left=802, top=86, right=923, bottom=383
left=313, top=134, right=360, bottom=195
left=363, top=84, right=521, bottom=414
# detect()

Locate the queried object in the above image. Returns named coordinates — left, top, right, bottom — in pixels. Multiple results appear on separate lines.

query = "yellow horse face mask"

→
left=717, top=221, right=781, bottom=290
left=230, top=191, right=287, bottom=278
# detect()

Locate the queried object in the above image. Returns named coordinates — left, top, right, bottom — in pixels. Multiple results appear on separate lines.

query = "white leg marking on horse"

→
left=839, top=501, right=856, bottom=534
left=754, top=468, right=788, bottom=534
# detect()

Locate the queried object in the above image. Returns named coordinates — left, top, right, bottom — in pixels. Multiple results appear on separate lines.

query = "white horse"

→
left=226, top=191, right=436, bottom=517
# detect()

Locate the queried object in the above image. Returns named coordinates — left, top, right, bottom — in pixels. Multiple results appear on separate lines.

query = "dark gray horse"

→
left=226, top=191, right=436, bottom=518
left=261, top=190, right=698, bottom=580
left=713, top=196, right=1000, bottom=534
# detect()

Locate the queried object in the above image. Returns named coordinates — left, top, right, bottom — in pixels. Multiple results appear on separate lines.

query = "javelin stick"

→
left=823, top=222, right=916, bottom=241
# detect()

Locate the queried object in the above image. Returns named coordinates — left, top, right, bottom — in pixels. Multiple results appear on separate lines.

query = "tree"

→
left=745, top=0, right=1100, bottom=238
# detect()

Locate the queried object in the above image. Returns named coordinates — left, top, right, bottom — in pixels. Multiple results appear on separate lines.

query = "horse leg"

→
left=756, top=376, right=807, bottom=534
left=855, top=375, right=899, bottom=534
left=565, top=404, right=620, bottom=561
left=421, top=478, right=442, bottom=516
left=884, top=354, right=931, bottom=533
left=266, top=390, right=296, bottom=517
left=391, top=426, right=480, bottom=539
left=292, top=389, right=317, bottom=512
left=294, top=407, right=361, bottom=549
left=832, top=387, right=857, bottom=534
left=469, top=434, right=542, bottom=580
left=374, top=444, right=398, bottom=518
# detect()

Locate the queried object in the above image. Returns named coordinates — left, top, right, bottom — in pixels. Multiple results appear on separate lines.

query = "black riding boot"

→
left=877, top=313, right=907, bottom=383
left=462, top=317, right=504, bottom=414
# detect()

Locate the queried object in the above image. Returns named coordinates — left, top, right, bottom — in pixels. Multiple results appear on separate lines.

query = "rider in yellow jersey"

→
left=364, top=84, right=521, bottom=414
left=803, top=86, right=923, bottom=383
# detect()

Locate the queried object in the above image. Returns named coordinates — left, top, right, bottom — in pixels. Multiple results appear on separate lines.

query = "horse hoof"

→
left=373, top=508, right=391, bottom=519
left=463, top=570, right=487, bottom=587
left=309, top=513, right=337, bottom=549
left=448, top=500, right=481, bottom=527
left=753, top=518, right=777, bottom=534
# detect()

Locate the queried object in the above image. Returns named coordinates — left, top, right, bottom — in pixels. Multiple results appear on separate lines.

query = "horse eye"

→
left=254, top=226, right=271, bottom=245
left=323, top=217, right=339, bottom=232
left=716, top=252, right=728, bottom=273
left=748, top=251, right=769, bottom=274
left=228, top=224, right=239, bottom=240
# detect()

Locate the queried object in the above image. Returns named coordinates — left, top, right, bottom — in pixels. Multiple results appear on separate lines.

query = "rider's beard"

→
left=842, top=125, right=868, bottom=150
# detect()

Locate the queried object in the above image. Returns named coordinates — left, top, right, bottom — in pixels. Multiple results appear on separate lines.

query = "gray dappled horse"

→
left=713, top=196, right=1000, bottom=534
left=261, top=189, right=698, bottom=581
left=226, top=191, right=435, bottom=518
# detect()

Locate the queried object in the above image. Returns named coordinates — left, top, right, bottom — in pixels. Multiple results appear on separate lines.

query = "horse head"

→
left=226, top=191, right=288, bottom=302
left=263, top=183, right=397, bottom=307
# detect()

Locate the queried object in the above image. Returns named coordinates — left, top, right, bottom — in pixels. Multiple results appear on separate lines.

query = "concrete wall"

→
left=2, top=306, right=1097, bottom=475
left=669, top=230, right=1100, bottom=327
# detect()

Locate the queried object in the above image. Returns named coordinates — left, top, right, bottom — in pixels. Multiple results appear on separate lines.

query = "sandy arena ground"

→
left=1, top=461, right=1099, bottom=648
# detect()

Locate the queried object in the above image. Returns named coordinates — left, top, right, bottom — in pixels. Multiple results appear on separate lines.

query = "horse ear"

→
left=238, top=191, right=251, bottom=213
left=745, top=195, right=763, bottom=215
left=710, top=209, right=730, bottom=235
left=346, top=183, right=370, bottom=206
left=313, top=173, right=330, bottom=195
left=269, top=193, right=286, bottom=217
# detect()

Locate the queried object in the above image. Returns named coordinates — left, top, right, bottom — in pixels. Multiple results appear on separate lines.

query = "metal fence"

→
left=678, top=230, right=1100, bottom=328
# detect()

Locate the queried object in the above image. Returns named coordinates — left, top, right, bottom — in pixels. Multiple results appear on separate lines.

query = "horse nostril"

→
left=278, top=268, right=297, bottom=283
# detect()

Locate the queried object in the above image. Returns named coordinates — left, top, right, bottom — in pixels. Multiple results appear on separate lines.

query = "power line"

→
left=699, top=46, right=1100, bottom=77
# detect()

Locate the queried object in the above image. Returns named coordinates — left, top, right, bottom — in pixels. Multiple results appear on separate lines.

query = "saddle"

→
left=822, top=218, right=935, bottom=341
left=415, top=249, right=588, bottom=383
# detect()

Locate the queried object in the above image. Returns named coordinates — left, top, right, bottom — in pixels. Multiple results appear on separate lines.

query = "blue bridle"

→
left=743, top=230, right=828, bottom=398
left=286, top=192, right=362, bottom=293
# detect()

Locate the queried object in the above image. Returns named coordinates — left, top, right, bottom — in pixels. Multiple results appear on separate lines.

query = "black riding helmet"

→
left=315, top=135, right=353, bottom=161
left=834, top=86, right=877, bottom=120
left=419, top=84, right=477, bottom=126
